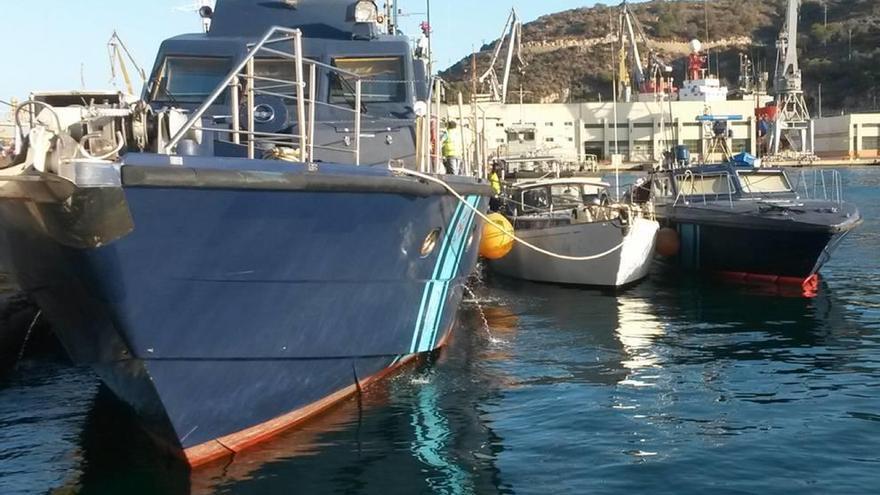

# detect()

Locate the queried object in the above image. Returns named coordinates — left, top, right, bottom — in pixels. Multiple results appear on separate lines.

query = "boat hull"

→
left=0, top=160, right=489, bottom=465
left=490, top=217, right=659, bottom=287
left=665, top=219, right=850, bottom=281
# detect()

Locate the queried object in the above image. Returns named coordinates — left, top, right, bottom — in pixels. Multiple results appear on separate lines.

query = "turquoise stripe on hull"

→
left=410, top=199, right=467, bottom=353
left=423, top=196, right=481, bottom=350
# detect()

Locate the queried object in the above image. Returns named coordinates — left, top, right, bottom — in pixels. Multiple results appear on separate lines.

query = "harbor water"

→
left=1, top=167, right=878, bottom=494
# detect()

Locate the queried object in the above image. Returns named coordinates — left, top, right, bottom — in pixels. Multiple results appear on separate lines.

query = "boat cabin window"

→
left=329, top=57, right=405, bottom=105
left=521, top=187, right=550, bottom=211
left=738, top=172, right=793, bottom=194
left=253, top=59, right=299, bottom=96
left=154, top=57, right=231, bottom=103
left=551, top=184, right=583, bottom=206
left=675, top=174, right=731, bottom=196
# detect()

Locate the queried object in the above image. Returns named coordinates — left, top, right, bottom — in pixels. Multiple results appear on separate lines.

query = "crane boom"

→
left=769, top=0, right=814, bottom=159
left=478, top=8, right=524, bottom=104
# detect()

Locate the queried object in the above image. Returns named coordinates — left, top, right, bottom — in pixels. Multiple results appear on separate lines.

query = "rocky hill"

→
left=440, top=0, right=880, bottom=114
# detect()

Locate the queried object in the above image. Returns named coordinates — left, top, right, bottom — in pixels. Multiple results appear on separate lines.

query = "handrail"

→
left=163, top=26, right=364, bottom=164
left=165, top=26, right=304, bottom=154
left=672, top=170, right=735, bottom=208
left=794, top=168, right=843, bottom=205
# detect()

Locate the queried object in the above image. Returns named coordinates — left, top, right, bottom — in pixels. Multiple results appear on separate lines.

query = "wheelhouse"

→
left=511, top=179, right=610, bottom=214
left=142, top=0, right=427, bottom=166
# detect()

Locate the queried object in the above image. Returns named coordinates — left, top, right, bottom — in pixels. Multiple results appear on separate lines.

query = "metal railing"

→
left=165, top=26, right=365, bottom=164
left=673, top=171, right=735, bottom=209
left=793, top=168, right=843, bottom=205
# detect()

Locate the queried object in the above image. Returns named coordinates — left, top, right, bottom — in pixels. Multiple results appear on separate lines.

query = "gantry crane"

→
left=770, top=0, right=814, bottom=158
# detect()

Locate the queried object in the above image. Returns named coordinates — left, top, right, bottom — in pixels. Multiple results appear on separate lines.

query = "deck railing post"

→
left=293, top=32, right=308, bottom=160
left=308, top=63, right=316, bottom=162
left=354, top=80, right=362, bottom=166
left=246, top=57, right=255, bottom=160
left=230, top=75, right=240, bottom=145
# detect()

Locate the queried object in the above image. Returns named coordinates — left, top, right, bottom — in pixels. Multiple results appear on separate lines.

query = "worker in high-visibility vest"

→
left=441, top=121, right=461, bottom=175
left=488, top=161, right=503, bottom=211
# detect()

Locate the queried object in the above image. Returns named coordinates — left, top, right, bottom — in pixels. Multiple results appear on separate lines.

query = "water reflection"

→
left=615, top=296, right=665, bottom=382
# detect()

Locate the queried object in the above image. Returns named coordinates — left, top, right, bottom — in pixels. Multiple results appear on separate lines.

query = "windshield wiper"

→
left=334, top=74, right=367, bottom=113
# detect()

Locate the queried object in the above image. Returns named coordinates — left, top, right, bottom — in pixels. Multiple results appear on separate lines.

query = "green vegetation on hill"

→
left=441, top=0, right=880, bottom=114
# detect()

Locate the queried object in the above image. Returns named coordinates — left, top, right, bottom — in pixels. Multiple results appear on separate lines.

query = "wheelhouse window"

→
left=675, top=174, right=731, bottom=196
left=153, top=57, right=231, bottom=103
left=521, top=187, right=550, bottom=211
left=738, top=172, right=793, bottom=194
left=253, top=59, right=299, bottom=97
left=329, top=56, right=405, bottom=105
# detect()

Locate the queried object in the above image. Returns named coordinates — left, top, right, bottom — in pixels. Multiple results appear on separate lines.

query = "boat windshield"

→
left=329, top=57, right=406, bottom=104
left=738, top=172, right=793, bottom=194
left=520, top=184, right=605, bottom=211
left=153, top=56, right=232, bottom=103
left=153, top=57, right=311, bottom=104
left=675, top=174, right=732, bottom=196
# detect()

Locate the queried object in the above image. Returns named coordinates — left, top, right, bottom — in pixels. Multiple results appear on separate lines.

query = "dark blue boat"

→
left=0, top=0, right=490, bottom=466
left=633, top=159, right=861, bottom=289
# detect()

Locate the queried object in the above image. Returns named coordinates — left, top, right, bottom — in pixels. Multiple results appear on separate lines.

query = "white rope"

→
left=390, top=167, right=627, bottom=262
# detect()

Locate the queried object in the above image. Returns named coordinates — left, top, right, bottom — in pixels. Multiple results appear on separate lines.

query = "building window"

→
left=683, top=140, right=701, bottom=153
left=633, top=123, right=653, bottom=128
left=496, top=138, right=505, bottom=143
left=584, top=123, right=604, bottom=129
left=611, top=141, right=630, bottom=154
left=545, top=137, right=555, bottom=142
left=564, top=122, right=574, bottom=127
left=863, top=136, right=880, bottom=150
left=568, top=137, right=574, bottom=142
left=545, top=122, right=554, bottom=127
left=507, top=130, right=535, bottom=142
left=584, top=140, right=605, bottom=160
left=496, top=122, right=505, bottom=127
left=732, top=139, right=750, bottom=153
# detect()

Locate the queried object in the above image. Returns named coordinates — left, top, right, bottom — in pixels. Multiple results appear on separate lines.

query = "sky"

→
left=1, top=0, right=609, bottom=101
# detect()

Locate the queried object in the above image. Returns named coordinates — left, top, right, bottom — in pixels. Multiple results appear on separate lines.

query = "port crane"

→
left=770, top=0, right=814, bottom=159
left=107, top=31, right=146, bottom=96
left=478, top=8, right=525, bottom=104
left=616, top=2, right=673, bottom=102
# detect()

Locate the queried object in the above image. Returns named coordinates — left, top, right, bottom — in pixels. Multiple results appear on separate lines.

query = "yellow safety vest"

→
left=489, top=172, right=502, bottom=195
left=442, top=131, right=460, bottom=158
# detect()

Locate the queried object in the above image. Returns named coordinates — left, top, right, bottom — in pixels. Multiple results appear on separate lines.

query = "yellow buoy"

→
left=480, top=213, right=515, bottom=260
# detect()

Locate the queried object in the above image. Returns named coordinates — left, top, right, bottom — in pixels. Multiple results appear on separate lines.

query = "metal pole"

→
left=230, top=76, right=240, bottom=144
left=433, top=78, right=442, bottom=173
left=308, top=63, right=316, bottom=162
left=426, top=0, right=433, bottom=75
left=457, top=91, right=468, bottom=176
left=355, top=79, right=362, bottom=166
left=246, top=57, right=255, bottom=160
left=481, top=111, right=488, bottom=178
left=294, top=32, right=308, bottom=159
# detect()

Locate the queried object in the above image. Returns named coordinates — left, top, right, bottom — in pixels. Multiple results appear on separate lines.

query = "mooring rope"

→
left=389, top=167, right=627, bottom=262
